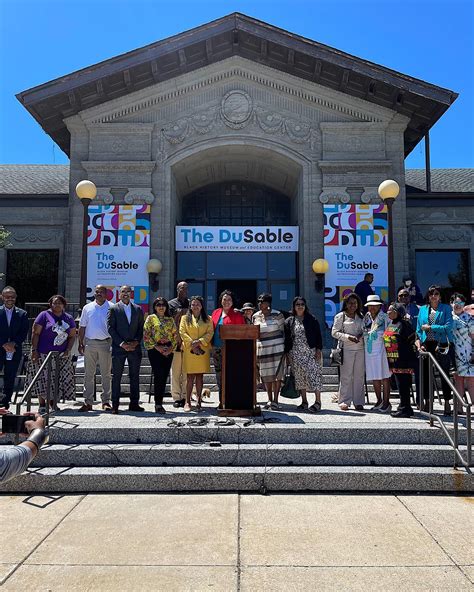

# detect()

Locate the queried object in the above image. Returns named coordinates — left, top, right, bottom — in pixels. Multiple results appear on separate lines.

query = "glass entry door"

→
left=269, top=281, right=296, bottom=314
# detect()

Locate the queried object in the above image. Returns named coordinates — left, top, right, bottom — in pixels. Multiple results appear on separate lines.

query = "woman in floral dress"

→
left=285, top=297, right=323, bottom=413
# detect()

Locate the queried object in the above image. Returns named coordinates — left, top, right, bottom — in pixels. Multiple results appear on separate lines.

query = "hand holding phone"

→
left=1, top=413, right=37, bottom=435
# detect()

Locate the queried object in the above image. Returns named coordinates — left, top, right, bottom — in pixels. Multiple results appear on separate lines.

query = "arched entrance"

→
left=165, top=140, right=309, bottom=313
left=178, top=181, right=297, bottom=310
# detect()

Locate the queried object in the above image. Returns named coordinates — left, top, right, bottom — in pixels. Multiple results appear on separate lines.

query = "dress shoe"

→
left=102, top=402, right=112, bottom=411
left=173, top=399, right=185, bottom=408
left=154, top=404, right=166, bottom=414
left=78, top=403, right=93, bottom=412
left=391, top=409, right=414, bottom=418
left=129, top=403, right=145, bottom=412
left=111, top=406, right=120, bottom=415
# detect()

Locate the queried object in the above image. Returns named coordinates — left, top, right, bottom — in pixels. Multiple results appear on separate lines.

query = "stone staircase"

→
left=1, top=360, right=472, bottom=493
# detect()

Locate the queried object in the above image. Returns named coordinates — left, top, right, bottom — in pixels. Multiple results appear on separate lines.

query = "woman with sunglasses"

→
left=179, top=296, right=214, bottom=412
left=285, top=297, right=323, bottom=412
left=253, top=293, right=286, bottom=410
left=450, top=293, right=474, bottom=414
left=415, top=285, right=453, bottom=415
left=143, top=297, right=177, bottom=414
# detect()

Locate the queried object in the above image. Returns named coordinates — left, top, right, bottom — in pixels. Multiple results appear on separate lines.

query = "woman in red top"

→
left=211, top=290, right=245, bottom=396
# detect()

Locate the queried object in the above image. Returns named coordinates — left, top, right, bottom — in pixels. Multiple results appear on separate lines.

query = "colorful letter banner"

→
left=86, top=204, right=151, bottom=312
left=323, top=204, right=388, bottom=325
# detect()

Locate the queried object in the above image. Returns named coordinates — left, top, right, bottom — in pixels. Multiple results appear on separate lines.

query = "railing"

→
left=418, top=350, right=472, bottom=469
left=15, top=351, right=60, bottom=431
left=24, top=302, right=81, bottom=319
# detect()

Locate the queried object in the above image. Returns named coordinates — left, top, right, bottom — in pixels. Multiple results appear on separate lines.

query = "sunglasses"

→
left=453, top=301, right=465, bottom=306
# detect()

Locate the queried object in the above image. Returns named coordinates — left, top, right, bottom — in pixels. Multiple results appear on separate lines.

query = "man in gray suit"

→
left=107, top=285, right=145, bottom=414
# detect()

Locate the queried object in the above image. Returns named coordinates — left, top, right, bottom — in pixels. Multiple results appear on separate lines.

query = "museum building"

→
left=0, top=13, right=473, bottom=320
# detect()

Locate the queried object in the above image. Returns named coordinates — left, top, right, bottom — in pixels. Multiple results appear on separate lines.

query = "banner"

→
left=324, top=204, right=388, bottom=325
left=87, top=205, right=151, bottom=312
left=176, top=226, right=299, bottom=252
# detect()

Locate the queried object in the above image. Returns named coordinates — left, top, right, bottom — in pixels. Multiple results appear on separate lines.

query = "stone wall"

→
left=63, top=56, right=410, bottom=315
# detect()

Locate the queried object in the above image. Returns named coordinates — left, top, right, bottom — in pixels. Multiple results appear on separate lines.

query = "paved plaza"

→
left=0, top=492, right=472, bottom=591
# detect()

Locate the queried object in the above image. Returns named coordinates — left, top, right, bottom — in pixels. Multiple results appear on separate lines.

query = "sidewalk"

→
left=0, top=492, right=472, bottom=591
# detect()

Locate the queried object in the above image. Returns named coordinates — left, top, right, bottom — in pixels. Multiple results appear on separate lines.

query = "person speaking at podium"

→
left=211, top=290, right=245, bottom=396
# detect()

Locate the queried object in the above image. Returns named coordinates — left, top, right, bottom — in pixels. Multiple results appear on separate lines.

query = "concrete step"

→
left=30, top=443, right=467, bottom=468
left=1, top=465, right=471, bottom=493
left=31, top=421, right=469, bottom=446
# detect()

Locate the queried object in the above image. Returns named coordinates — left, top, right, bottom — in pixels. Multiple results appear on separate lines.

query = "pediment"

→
left=78, top=56, right=396, bottom=128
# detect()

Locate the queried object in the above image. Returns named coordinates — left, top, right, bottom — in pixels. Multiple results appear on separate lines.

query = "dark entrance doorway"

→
left=216, top=280, right=257, bottom=309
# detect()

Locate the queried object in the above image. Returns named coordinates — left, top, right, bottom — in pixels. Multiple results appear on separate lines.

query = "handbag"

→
left=280, top=365, right=299, bottom=399
left=330, top=346, right=344, bottom=367
left=435, top=326, right=450, bottom=356
left=330, top=313, right=345, bottom=367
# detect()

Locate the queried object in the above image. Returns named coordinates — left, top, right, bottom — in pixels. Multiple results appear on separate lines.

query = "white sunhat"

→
left=366, top=294, right=384, bottom=306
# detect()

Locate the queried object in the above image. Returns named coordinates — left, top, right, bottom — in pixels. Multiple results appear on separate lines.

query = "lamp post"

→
left=146, top=258, right=163, bottom=293
left=377, top=179, right=400, bottom=302
left=312, top=258, right=329, bottom=293
left=76, top=180, right=97, bottom=308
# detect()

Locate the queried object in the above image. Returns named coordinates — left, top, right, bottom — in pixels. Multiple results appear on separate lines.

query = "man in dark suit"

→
left=107, top=285, right=144, bottom=414
left=0, top=286, right=29, bottom=409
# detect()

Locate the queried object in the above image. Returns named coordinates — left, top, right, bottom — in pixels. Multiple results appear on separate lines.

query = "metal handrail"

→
left=15, top=351, right=60, bottom=430
left=418, top=350, right=472, bottom=469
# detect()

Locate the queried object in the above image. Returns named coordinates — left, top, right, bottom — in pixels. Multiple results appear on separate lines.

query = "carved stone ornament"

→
left=96, top=187, right=114, bottom=204
left=361, top=188, right=378, bottom=204
left=158, top=90, right=318, bottom=161
left=221, top=90, right=253, bottom=129
left=412, top=229, right=470, bottom=243
left=319, top=188, right=351, bottom=204
left=124, top=188, right=155, bottom=205
left=12, top=231, right=56, bottom=243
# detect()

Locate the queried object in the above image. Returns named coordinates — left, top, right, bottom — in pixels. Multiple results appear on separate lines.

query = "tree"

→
left=0, top=225, right=10, bottom=249
left=0, top=225, right=11, bottom=279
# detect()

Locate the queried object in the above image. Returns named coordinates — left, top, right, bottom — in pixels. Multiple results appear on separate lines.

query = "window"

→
left=6, top=250, right=59, bottom=308
left=182, top=181, right=291, bottom=225
left=207, top=253, right=266, bottom=279
left=415, top=250, right=470, bottom=299
left=177, top=252, right=206, bottom=280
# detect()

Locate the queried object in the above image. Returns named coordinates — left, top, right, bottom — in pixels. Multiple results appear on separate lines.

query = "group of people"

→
left=332, top=285, right=474, bottom=418
left=0, top=279, right=473, bottom=418
left=0, top=283, right=323, bottom=415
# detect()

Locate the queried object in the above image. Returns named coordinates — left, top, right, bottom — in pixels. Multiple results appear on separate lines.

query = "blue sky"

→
left=0, top=0, right=472, bottom=168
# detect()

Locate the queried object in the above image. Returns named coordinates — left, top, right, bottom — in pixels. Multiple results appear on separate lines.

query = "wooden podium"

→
left=218, top=325, right=261, bottom=416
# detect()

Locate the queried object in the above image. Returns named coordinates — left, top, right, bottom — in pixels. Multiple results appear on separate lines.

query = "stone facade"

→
left=59, top=56, right=411, bottom=317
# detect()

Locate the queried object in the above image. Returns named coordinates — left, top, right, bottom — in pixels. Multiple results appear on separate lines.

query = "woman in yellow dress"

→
left=179, top=296, right=214, bottom=412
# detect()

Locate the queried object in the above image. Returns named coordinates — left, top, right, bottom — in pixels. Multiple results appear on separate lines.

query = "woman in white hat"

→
left=363, top=294, right=391, bottom=412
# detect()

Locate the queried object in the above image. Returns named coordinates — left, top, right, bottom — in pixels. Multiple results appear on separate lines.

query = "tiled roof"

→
left=405, top=168, right=474, bottom=192
left=0, top=164, right=472, bottom=195
left=0, top=165, right=69, bottom=194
